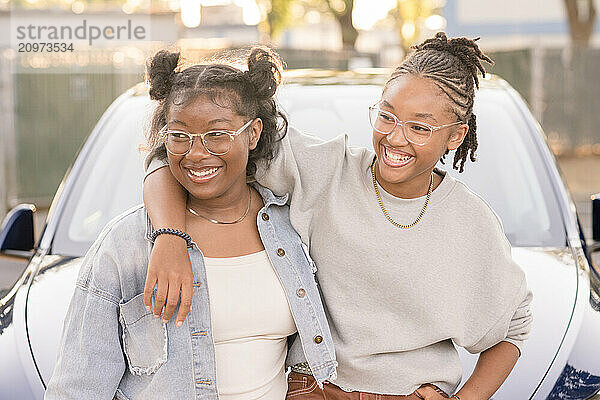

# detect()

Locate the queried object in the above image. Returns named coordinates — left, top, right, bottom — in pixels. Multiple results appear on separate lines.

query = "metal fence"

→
left=13, top=71, right=142, bottom=204
left=487, top=47, right=600, bottom=155
left=0, top=49, right=145, bottom=215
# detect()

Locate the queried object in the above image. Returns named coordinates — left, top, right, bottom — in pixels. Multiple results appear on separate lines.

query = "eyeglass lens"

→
left=369, top=108, right=432, bottom=145
left=166, top=131, right=233, bottom=155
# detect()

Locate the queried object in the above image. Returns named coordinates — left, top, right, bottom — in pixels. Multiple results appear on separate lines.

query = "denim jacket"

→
left=45, top=184, right=337, bottom=400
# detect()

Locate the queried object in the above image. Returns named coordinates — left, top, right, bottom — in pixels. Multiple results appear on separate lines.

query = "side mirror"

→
left=0, top=204, right=36, bottom=257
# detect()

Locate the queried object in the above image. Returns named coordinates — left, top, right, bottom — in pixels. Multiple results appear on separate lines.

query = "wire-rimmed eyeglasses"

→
left=160, top=119, right=255, bottom=156
left=368, top=104, right=463, bottom=146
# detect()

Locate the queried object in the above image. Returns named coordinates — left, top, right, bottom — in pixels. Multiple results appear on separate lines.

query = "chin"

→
left=185, top=180, right=227, bottom=201
left=377, top=163, right=415, bottom=185
left=375, top=152, right=413, bottom=182
left=172, top=172, right=219, bottom=202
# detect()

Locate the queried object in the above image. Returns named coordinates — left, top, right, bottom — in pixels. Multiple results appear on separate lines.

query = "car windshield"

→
left=53, top=82, right=565, bottom=256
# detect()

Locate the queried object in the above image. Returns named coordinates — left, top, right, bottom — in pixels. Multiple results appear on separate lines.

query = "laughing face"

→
left=372, top=75, right=468, bottom=198
left=165, top=94, right=261, bottom=202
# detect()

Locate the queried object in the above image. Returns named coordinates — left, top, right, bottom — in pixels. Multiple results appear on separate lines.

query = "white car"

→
left=1, top=70, right=600, bottom=399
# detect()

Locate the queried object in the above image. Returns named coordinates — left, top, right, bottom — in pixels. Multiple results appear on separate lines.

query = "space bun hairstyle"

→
left=145, top=46, right=288, bottom=178
left=386, top=32, right=493, bottom=172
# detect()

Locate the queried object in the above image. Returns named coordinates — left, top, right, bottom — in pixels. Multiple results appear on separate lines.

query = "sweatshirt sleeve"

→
left=501, top=288, right=534, bottom=356
left=462, top=280, right=533, bottom=356
left=255, top=126, right=370, bottom=203
left=143, top=143, right=169, bottom=179
left=446, top=183, right=534, bottom=357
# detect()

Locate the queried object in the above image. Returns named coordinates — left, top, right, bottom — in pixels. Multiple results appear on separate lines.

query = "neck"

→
left=187, top=177, right=250, bottom=221
left=375, top=162, right=438, bottom=199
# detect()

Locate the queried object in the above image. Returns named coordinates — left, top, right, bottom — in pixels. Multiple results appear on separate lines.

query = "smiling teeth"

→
left=189, top=167, right=218, bottom=177
left=385, top=148, right=412, bottom=162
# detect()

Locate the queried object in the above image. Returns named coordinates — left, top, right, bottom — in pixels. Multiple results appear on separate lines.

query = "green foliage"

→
left=262, top=0, right=295, bottom=38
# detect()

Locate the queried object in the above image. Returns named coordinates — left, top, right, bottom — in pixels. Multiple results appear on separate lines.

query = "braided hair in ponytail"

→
left=386, top=32, right=493, bottom=172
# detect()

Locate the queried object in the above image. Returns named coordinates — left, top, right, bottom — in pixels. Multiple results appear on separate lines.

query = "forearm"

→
left=142, top=165, right=193, bottom=322
left=143, top=166, right=187, bottom=231
left=455, top=341, right=520, bottom=400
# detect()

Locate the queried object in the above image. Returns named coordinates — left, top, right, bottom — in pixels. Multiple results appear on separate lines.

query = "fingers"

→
left=144, top=273, right=158, bottom=311
left=154, top=279, right=168, bottom=319
left=162, top=280, right=182, bottom=323
left=176, top=279, right=193, bottom=327
left=145, top=236, right=194, bottom=325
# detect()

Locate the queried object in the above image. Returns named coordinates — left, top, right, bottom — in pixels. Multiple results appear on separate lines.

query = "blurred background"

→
left=0, top=0, right=599, bottom=240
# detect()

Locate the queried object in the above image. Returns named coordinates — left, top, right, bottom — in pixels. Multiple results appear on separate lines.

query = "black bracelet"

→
left=150, top=228, right=193, bottom=247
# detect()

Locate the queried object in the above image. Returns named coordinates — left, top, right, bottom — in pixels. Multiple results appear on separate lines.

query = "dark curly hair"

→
left=145, top=46, right=288, bottom=178
left=386, top=32, right=493, bottom=172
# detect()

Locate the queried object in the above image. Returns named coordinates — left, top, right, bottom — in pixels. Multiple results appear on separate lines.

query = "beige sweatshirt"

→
left=145, top=127, right=533, bottom=396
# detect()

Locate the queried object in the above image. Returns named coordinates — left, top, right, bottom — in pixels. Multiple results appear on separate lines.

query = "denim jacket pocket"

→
left=119, top=292, right=168, bottom=375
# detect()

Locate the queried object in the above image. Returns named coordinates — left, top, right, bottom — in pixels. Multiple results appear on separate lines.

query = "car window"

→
left=53, top=83, right=565, bottom=256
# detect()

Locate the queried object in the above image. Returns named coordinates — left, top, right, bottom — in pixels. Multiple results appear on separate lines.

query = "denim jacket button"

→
left=277, top=248, right=286, bottom=257
left=313, top=335, right=323, bottom=344
left=296, top=288, right=306, bottom=298
left=261, top=213, right=270, bottom=221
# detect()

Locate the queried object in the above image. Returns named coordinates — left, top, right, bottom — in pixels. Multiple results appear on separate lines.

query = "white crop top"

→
left=204, top=250, right=298, bottom=399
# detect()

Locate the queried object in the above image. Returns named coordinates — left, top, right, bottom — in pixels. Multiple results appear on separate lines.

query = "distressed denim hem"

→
left=118, top=313, right=169, bottom=376
left=313, top=360, right=338, bottom=389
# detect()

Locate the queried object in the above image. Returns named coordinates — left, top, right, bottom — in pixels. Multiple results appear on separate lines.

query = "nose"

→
left=386, top=123, right=409, bottom=146
left=186, top=137, right=212, bottom=160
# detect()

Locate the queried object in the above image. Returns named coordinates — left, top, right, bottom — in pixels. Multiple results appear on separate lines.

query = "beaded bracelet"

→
left=150, top=228, right=193, bottom=247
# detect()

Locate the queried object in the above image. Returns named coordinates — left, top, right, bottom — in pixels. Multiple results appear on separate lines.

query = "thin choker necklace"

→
left=370, top=159, right=434, bottom=229
left=187, top=186, right=252, bottom=225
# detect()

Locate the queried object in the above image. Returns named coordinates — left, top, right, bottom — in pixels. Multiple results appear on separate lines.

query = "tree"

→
left=392, top=0, right=435, bottom=54
left=257, top=0, right=295, bottom=40
left=564, top=0, right=597, bottom=46
left=324, top=0, right=358, bottom=50
left=259, top=0, right=360, bottom=50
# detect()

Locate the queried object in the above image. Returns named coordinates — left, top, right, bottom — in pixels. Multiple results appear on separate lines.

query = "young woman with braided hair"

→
left=45, top=47, right=338, bottom=400
left=143, top=32, right=533, bottom=400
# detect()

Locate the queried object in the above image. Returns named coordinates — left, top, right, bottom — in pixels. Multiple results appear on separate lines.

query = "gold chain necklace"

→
left=370, top=160, right=434, bottom=229
left=187, top=186, right=252, bottom=225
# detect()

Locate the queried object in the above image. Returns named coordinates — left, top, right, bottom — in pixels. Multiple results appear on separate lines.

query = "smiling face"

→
left=165, top=93, right=262, bottom=202
left=372, top=75, right=468, bottom=197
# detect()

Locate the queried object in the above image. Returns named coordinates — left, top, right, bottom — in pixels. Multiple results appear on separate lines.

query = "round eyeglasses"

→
left=368, top=105, right=463, bottom=146
left=160, top=119, right=254, bottom=156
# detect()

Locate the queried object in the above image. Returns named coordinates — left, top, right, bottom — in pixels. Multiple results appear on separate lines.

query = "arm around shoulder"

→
left=142, top=144, right=193, bottom=325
